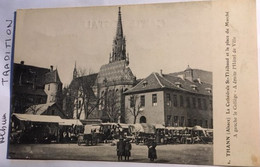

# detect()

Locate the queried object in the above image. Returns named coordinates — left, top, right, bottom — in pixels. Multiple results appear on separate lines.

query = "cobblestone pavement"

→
left=8, top=143, right=213, bottom=165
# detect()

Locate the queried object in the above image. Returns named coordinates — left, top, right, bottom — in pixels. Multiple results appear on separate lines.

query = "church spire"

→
left=110, top=7, right=127, bottom=63
left=73, top=61, right=77, bottom=79
left=116, top=7, right=123, bottom=38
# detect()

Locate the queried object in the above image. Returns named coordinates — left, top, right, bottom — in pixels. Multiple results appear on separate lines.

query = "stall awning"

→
left=13, top=113, right=64, bottom=124
left=155, top=124, right=165, bottom=129
left=13, top=113, right=84, bottom=126
left=118, top=123, right=129, bottom=129
left=59, top=119, right=83, bottom=126
left=192, top=125, right=204, bottom=130
left=141, top=123, right=155, bottom=134
left=129, top=123, right=155, bottom=134
left=129, top=123, right=144, bottom=133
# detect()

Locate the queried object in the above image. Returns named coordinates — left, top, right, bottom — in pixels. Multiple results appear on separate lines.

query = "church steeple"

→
left=116, top=7, right=123, bottom=38
left=110, top=7, right=128, bottom=64
left=73, top=61, right=77, bottom=79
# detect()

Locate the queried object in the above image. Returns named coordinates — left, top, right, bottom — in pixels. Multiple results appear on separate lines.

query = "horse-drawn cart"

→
left=77, top=124, right=100, bottom=146
left=129, top=123, right=155, bottom=145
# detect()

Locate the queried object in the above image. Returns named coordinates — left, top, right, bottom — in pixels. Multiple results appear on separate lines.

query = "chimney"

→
left=50, top=65, right=53, bottom=72
left=20, top=61, right=24, bottom=65
left=160, top=69, right=163, bottom=76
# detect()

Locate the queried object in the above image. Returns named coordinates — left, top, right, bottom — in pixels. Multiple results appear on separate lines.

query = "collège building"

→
left=124, top=67, right=213, bottom=128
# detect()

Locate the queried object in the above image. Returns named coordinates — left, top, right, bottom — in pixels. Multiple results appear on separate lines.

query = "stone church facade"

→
left=70, top=7, right=136, bottom=122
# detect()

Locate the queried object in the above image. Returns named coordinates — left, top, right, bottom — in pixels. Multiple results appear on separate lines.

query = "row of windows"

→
left=166, top=93, right=212, bottom=110
left=130, top=94, right=157, bottom=108
left=130, top=93, right=212, bottom=110
left=187, top=118, right=213, bottom=128
left=166, top=115, right=185, bottom=127
left=166, top=115, right=213, bottom=128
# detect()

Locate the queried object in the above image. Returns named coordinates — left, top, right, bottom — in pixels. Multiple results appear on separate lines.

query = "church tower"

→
left=73, top=61, right=77, bottom=79
left=44, top=66, right=62, bottom=104
left=109, top=7, right=129, bottom=65
left=96, top=7, right=136, bottom=123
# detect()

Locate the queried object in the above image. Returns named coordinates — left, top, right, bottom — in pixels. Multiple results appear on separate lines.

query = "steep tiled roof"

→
left=97, top=60, right=135, bottom=85
left=45, top=70, right=62, bottom=84
left=169, top=69, right=212, bottom=85
left=163, top=74, right=212, bottom=95
left=12, top=63, right=50, bottom=87
left=70, top=73, right=97, bottom=89
left=13, top=63, right=63, bottom=87
left=124, top=73, right=165, bottom=94
left=125, top=72, right=212, bottom=96
left=69, top=73, right=98, bottom=98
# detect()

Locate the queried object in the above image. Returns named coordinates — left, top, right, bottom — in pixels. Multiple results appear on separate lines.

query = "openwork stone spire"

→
left=110, top=7, right=127, bottom=63
left=73, top=61, right=77, bottom=79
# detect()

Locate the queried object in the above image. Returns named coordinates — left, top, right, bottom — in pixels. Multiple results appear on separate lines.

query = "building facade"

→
left=124, top=67, right=213, bottom=128
left=12, top=61, right=63, bottom=115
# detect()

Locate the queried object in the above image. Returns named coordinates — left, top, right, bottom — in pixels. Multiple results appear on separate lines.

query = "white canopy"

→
left=118, top=123, right=130, bottom=129
left=84, top=125, right=100, bottom=134
left=59, top=119, right=83, bottom=126
left=155, top=124, right=165, bottom=129
left=13, top=113, right=64, bottom=124
left=166, top=127, right=185, bottom=130
left=192, top=125, right=205, bottom=130
left=13, top=113, right=83, bottom=126
left=129, top=123, right=155, bottom=134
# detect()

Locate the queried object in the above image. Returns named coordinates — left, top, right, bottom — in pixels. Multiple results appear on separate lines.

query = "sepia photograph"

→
left=8, top=2, right=215, bottom=165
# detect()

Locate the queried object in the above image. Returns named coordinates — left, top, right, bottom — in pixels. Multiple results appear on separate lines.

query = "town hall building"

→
left=124, top=67, right=213, bottom=128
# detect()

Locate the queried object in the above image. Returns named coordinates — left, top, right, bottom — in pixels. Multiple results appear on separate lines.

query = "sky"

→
left=14, top=1, right=213, bottom=86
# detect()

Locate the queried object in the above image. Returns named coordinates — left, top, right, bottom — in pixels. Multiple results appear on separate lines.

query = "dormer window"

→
left=143, top=80, right=148, bottom=87
left=190, top=84, right=197, bottom=91
left=194, top=78, right=202, bottom=84
left=175, top=82, right=182, bottom=88
left=205, top=88, right=212, bottom=93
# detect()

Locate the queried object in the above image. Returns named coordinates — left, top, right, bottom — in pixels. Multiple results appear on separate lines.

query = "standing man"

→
left=117, top=136, right=125, bottom=161
left=124, top=139, right=132, bottom=161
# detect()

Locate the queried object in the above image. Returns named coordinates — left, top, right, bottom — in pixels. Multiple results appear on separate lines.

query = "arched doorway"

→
left=140, top=116, right=146, bottom=123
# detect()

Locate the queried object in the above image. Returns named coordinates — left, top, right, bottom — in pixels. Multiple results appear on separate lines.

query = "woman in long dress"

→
left=147, top=140, right=157, bottom=161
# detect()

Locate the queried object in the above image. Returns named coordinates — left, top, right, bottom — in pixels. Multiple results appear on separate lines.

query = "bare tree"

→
left=126, top=94, right=143, bottom=124
left=63, top=65, right=101, bottom=119
left=104, top=89, right=121, bottom=122
left=66, top=76, right=103, bottom=120
left=76, top=82, right=101, bottom=119
left=62, top=86, right=74, bottom=118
